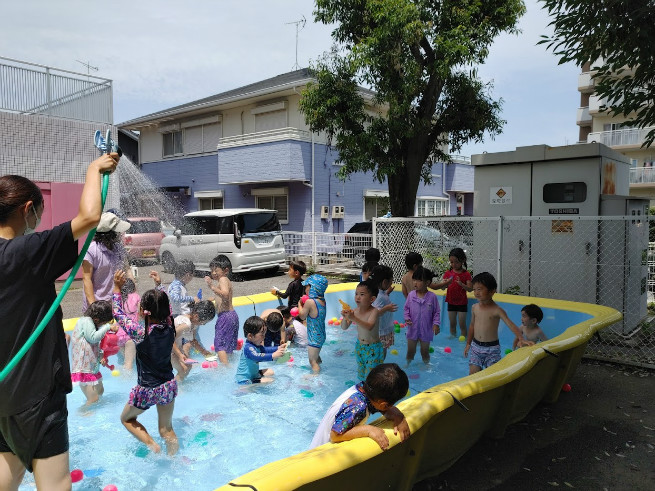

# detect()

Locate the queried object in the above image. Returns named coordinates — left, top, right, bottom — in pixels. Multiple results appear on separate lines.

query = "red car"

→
left=123, top=217, right=165, bottom=264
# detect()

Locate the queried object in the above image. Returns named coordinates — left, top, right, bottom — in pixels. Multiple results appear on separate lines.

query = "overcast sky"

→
left=1, top=0, right=580, bottom=157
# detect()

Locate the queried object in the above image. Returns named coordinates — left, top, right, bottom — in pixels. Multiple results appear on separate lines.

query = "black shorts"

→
left=447, top=303, right=468, bottom=313
left=0, top=388, right=69, bottom=472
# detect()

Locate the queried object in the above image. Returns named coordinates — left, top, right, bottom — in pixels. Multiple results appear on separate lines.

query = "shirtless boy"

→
left=341, top=280, right=384, bottom=380
left=464, top=272, right=533, bottom=375
left=205, top=255, right=239, bottom=364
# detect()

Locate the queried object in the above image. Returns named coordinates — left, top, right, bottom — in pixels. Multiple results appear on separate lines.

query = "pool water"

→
left=19, top=290, right=590, bottom=491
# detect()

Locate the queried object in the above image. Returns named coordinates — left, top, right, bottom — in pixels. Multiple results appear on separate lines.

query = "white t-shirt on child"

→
left=287, top=319, right=308, bottom=347
left=310, top=385, right=369, bottom=448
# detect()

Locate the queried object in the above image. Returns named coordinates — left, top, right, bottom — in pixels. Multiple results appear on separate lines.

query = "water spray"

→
left=0, top=131, right=118, bottom=382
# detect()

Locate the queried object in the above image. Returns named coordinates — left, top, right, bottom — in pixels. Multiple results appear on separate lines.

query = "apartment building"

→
left=577, top=61, right=655, bottom=203
left=118, top=69, right=474, bottom=233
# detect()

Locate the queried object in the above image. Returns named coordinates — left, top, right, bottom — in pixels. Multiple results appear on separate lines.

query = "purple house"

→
left=117, top=69, right=474, bottom=232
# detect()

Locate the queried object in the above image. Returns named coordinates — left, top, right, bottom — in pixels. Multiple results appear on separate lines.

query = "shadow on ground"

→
left=414, top=361, right=654, bottom=490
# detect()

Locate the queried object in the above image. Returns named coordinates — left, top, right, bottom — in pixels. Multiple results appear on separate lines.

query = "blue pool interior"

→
left=20, top=288, right=592, bottom=490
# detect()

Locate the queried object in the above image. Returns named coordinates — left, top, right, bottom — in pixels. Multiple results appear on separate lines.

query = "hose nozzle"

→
left=94, top=130, right=122, bottom=157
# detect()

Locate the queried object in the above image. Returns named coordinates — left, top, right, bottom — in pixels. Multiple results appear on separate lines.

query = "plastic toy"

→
left=429, top=346, right=434, bottom=353
left=338, top=299, right=352, bottom=311
left=111, top=369, right=120, bottom=377
left=504, top=348, right=513, bottom=355
left=236, top=338, right=244, bottom=350
left=390, top=349, right=398, bottom=355
left=197, top=288, right=202, bottom=300
left=300, top=294, right=309, bottom=304
left=444, top=347, right=452, bottom=353
left=562, top=383, right=572, bottom=392
left=70, top=469, right=84, bottom=483
left=103, top=486, right=118, bottom=491
left=395, top=326, right=401, bottom=333
left=201, top=361, right=210, bottom=368
left=459, top=335, right=466, bottom=342
left=290, top=307, right=299, bottom=317
left=184, top=359, right=199, bottom=365
left=99, top=331, right=120, bottom=370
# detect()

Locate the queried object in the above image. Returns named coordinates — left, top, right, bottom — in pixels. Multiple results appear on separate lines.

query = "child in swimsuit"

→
left=112, top=270, right=179, bottom=455
left=171, top=300, right=217, bottom=382
left=205, top=255, right=239, bottom=365
left=297, top=274, right=328, bottom=373
left=235, top=316, right=287, bottom=384
left=310, top=363, right=410, bottom=449
left=513, top=304, right=548, bottom=349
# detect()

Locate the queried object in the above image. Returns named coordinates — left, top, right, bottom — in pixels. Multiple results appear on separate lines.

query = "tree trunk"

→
left=387, top=148, right=424, bottom=217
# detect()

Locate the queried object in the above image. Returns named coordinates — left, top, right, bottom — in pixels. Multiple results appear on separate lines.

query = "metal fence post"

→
left=497, top=216, right=503, bottom=293
left=312, top=232, right=317, bottom=267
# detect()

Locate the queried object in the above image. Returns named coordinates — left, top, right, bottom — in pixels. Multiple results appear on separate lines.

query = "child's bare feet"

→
left=148, top=442, right=162, bottom=454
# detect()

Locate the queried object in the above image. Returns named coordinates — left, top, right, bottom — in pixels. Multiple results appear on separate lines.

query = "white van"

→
left=159, top=209, right=286, bottom=274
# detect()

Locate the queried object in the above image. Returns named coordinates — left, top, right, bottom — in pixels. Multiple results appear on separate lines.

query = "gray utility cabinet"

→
left=472, top=144, right=648, bottom=335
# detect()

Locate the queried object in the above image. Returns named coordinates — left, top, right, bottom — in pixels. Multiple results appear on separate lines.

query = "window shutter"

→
left=254, top=109, right=287, bottom=132
left=203, top=123, right=221, bottom=152
left=184, top=126, right=203, bottom=154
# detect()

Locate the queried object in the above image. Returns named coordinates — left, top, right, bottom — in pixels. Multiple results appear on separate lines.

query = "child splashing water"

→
left=404, top=266, right=441, bottom=365
left=432, top=248, right=472, bottom=338
left=297, top=274, right=328, bottom=373
left=112, top=270, right=179, bottom=455
left=70, top=300, right=119, bottom=405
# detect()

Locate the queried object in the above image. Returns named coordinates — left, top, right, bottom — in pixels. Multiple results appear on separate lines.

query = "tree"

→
left=299, top=0, right=526, bottom=217
left=539, top=0, right=655, bottom=147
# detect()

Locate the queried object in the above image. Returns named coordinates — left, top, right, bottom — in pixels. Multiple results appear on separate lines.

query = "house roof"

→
left=118, top=68, right=315, bottom=128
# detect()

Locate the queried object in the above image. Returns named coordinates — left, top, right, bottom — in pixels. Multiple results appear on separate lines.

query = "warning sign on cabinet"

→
left=490, top=187, right=512, bottom=205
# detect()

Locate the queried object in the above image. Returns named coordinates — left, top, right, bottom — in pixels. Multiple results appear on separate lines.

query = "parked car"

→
left=159, top=209, right=286, bottom=274
left=123, top=217, right=165, bottom=264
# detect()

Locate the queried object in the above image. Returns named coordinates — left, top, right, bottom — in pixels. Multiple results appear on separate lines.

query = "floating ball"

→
left=339, top=316, right=343, bottom=320
left=236, top=338, right=244, bottom=350
left=395, top=326, right=401, bottom=333
left=103, top=486, right=118, bottom=491
left=562, top=383, right=572, bottom=392
left=334, top=321, right=341, bottom=326
left=394, top=320, right=400, bottom=325
left=111, top=369, right=120, bottom=377
left=288, top=356, right=294, bottom=363
left=290, top=307, right=299, bottom=317
left=70, top=469, right=84, bottom=483
left=504, top=348, right=513, bottom=355
left=332, top=317, right=338, bottom=322
left=399, top=323, right=405, bottom=328
left=201, top=361, right=210, bottom=368
left=210, top=345, right=215, bottom=351
left=328, top=319, right=334, bottom=325
left=210, top=361, right=218, bottom=368
left=429, top=346, right=434, bottom=353
left=459, top=336, right=466, bottom=342
left=390, top=349, right=398, bottom=355
left=300, top=295, right=309, bottom=304
left=444, top=347, right=452, bottom=353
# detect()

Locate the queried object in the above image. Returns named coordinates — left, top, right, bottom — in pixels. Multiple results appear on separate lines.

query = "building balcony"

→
left=576, top=106, right=592, bottom=125
left=630, top=167, right=655, bottom=185
left=589, top=95, right=604, bottom=114
left=217, top=128, right=312, bottom=184
left=578, top=72, right=595, bottom=93
left=588, top=126, right=655, bottom=149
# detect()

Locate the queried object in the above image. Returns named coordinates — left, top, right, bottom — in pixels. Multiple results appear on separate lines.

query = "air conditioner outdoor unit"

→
left=320, top=206, right=330, bottom=219
left=332, top=205, right=345, bottom=219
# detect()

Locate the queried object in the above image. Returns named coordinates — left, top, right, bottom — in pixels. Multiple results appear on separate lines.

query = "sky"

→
left=0, top=0, right=580, bottom=157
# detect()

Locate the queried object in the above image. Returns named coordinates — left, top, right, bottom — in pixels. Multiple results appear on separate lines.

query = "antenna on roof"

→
left=285, top=15, right=306, bottom=71
left=76, top=60, right=98, bottom=79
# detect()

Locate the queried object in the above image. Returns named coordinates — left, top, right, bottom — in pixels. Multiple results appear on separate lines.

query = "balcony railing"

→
left=217, top=127, right=312, bottom=149
left=576, top=106, right=591, bottom=125
left=630, top=167, right=655, bottom=185
left=0, top=56, right=113, bottom=124
left=588, top=126, right=655, bottom=147
left=578, top=71, right=595, bottom=92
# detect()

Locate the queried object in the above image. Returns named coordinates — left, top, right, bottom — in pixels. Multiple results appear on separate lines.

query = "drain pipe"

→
left=311, top=131, right=316, bottom=266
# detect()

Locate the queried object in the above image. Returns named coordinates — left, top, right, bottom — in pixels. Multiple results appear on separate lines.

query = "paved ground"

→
left=414, top=361, right=654, bottom=491
left=58, top=267, right=654, bottom=490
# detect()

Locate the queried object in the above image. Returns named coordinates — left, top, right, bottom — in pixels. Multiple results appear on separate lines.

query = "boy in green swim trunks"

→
left=341, top=280, right=384, bottom=380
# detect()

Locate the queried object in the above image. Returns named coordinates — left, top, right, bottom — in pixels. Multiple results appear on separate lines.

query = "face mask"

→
left=23, top=205, right=41, bottom=235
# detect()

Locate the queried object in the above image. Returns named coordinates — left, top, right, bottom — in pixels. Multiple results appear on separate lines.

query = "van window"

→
left=181, top=216, right=224, bottom=235
left=236, top=212, right=281, bottom=234
left=128, top=220, right=162, bottom=234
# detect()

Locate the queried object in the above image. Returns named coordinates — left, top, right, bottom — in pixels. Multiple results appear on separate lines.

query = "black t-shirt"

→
left=279, top=278, right=303, bottom=308
left=0, top=222, right=78, bottom=416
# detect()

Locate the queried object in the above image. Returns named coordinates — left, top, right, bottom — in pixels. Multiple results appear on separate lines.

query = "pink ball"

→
left=290, top=307, right=299, bottom=317
left=201, top=361, right=210, bottom=368
left=444, top=347, right=452, bottom=353
left=288, top=356, right=294, bottom=362
left=236, top=338, right=244, bottom=350
left=210, top=345, right=215, bottom=351
left=301, top=295, right=309, bottom=304
left=70, top=469, right=84, bottom=483
left=400, top=323, right=405, bottom=328
left=562, top=383, right=572, bottom=392
left=210, top=361, right=218, bottom=368
left=103, top=486, right=118, bottom=491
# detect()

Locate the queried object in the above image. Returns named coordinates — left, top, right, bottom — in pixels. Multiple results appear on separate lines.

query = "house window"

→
left=163, top=131, right=182, bottom=157
left=364, top=197, right=390, bottom=221
left=198, top=197, right=224, bottom=210
left=252, top=187, right=289, bottom=223
left=417, top=198, right=449, bottom=216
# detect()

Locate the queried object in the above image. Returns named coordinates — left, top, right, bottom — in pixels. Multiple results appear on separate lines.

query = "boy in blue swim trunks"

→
left=464, top=272, right=533, bottom=375
left=297, top=274, right=328, bottom=373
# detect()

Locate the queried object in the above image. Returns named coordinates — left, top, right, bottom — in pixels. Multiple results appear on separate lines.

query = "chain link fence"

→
left=372, top=216, right=654, bottom=369
left=282, top=231, right=371, bottom=274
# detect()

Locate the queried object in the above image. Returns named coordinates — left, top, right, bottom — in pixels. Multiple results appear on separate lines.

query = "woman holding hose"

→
left=0, top=153, right=119, bottom=490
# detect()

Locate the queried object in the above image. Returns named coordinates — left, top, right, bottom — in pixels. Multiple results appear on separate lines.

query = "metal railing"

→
left=217, top=127, right=312, bottom=149
left=283, top=231, right=372, bottom=273
left=0, top=56, right=113, bottom=124
left=630, top=166, right=655, bottom=184
left=588, top=126, right=655, bottom=147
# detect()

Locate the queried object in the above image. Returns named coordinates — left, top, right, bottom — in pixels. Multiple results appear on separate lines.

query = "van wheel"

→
left=161, top=252, right=176, bottom=273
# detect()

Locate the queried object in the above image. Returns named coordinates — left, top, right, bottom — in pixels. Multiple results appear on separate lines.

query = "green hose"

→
left=0, top=173, right=110, bottom=382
